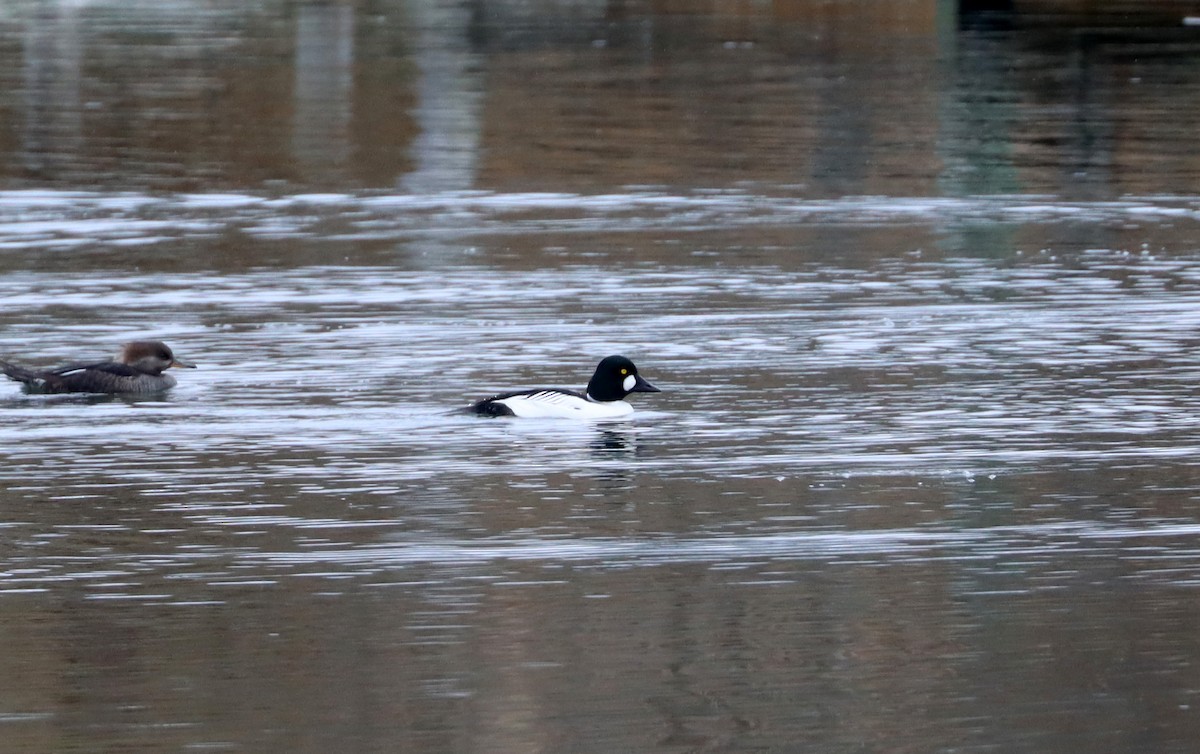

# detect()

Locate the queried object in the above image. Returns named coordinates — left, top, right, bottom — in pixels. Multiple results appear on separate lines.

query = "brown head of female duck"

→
left=0, top=340, right=196, bottom=394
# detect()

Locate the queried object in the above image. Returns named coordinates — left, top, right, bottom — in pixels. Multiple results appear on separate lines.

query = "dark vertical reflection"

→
left=960, top=0, right=1014, bottom=13
left=938, top=1, right=1023, bottom=256
left=939, top=2, right=1021, bottom=197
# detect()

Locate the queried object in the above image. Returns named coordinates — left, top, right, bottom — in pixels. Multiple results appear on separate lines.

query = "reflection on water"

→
left=0, top=1, right=1198, bottom=195
left=292, top=3, right=354, bottom=180
left=3, top=1, right=1200, bottom=752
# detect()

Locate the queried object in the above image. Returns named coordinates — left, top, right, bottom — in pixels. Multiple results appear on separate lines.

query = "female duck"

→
left=0, top=340, right=196, bottom=394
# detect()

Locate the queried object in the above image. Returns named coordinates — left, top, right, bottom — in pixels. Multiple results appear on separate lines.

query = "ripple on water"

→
left=1, top=190, right=1200, bottom=603
left=1, top=189, right=1200, bottom=248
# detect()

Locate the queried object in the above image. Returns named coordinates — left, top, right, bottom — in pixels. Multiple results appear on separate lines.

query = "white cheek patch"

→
left=623, top=375, right=636, bottom=392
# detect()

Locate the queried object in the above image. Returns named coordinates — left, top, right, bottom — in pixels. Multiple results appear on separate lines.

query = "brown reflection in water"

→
left=0, top=1, right=1196, bottom=195
left=3, top=541, right=1199, bottom=751
left=476, top=1, right=943, bottom=195
left=0, top=2, right=417, bottom=191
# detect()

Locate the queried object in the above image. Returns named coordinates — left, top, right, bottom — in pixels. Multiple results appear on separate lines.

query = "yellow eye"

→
left=620, top=368, right=628, bottom=375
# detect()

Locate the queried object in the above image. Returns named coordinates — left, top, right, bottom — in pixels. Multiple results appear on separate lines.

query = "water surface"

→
left=3, top=2, right=1200, bottom=752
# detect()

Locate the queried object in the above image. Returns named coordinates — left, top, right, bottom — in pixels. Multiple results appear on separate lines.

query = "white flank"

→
left=497, top=391, right=634, bottom=419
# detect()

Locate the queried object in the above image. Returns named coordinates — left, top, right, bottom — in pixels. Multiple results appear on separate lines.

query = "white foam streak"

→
left=0, top=189, right=1197, bottom=248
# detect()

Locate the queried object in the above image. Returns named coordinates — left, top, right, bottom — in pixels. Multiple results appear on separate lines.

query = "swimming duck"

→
left=469, top=355, right=660, bottom=419
left=0, top=340, right=196, bottom=394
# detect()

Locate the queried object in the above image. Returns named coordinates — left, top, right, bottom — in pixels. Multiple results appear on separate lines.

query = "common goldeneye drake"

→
left=0, top=340, right=196, bottom=394
left=469, top=355, right=661, bottom=419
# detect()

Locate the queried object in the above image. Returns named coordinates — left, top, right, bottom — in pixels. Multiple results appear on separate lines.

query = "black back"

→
left=470, top=396, right=518, bottom=416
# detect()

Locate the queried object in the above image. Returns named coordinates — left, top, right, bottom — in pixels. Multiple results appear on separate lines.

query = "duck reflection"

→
left=0, top=392, right=179, bottom=409
left=588, top=426, right=648, bottom=494
left=591, top=427, right=635, bottom=456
